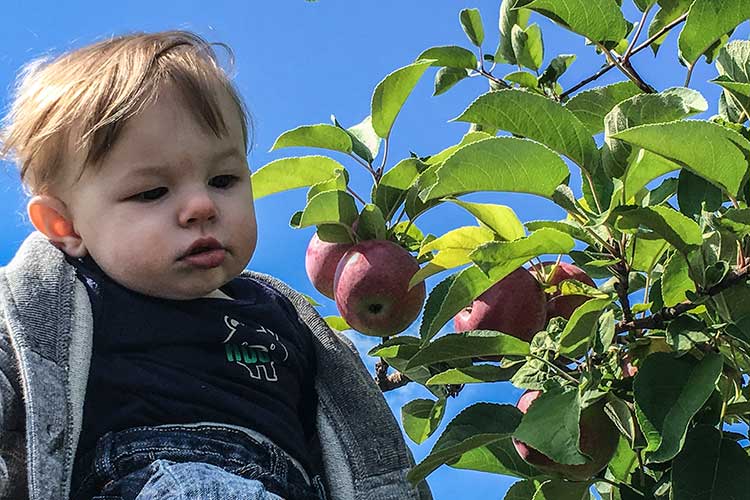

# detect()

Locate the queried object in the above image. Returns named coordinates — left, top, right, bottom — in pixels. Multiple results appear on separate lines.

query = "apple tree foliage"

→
left=254, top=1, right=750, bottom=498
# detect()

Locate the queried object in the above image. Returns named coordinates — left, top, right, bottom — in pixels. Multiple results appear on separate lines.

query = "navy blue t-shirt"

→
left=66, top=254, right=318, bottom=474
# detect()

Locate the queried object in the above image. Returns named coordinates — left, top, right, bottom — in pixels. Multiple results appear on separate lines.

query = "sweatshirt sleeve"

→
left=0, top=318, right=27, bottom=499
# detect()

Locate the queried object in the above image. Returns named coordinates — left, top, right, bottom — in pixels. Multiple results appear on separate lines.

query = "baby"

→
left=0, top=31, right=432, bottom=500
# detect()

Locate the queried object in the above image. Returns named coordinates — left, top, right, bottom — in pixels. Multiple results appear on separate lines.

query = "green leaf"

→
left=289, top=190, right=358, bottom=229
left=633, top=0, right=657, bottom=11
left=425, top=131, right=494, bottom=166
left=470, top=228, right=576, bottom=282
left=410, top=226, right=496, bottom=287
left=426, top=363, right=522, bottom=385
left=301, top=293, right=321, bottom=307
left=678, top=0, right=750, bottom=67
left=717, top=207, right=750, bottom=238
left=402, top=398, right=447, bottom=444
left=497, top=0, right=532, bottom=65
left=270, top=124, right=353, bottom=153
left=315, top=224, right=354, bottom=244
left=434, top=67, right=470, bottom=96
left=715, top=41, right=750, bottom=119
left=513, top=386, right=589, bottom=465
left=616, top=205, right=703, bottom=256
left=565, top=81, right=642, bottom=135
left=343, top=115, right=381, bottom=163
left=368, top=335, right=421, bottom=359
left=323, top=315, right=350, bottom=331
left=251, top=156, right=345, bottom=199
left=357, top=204, right=387, bottom=240
left=712, top=77, right=750, bottom=120
left=661, top=252, right=696, bottom=307
left=538, top=54, right=577, bottom=88
left=371, top=60, right=433, bottom=139
left=524, top=220, right=598, bottom=246
left=622, top=150, right=681, bottom=203
left=626, top=232, right=669, bottom=273
left=505, top=71, right=541, bottom=91
left=677, top=169, right=724, bottom=219
left=367, top=337, right=444, bottom=395
left=640, top=176, right=679, bottom=207
left=558, top=298, right=613, bottom=357
left=505, top=480, right=541, bottom=500
left=713, top=76, right=750, bottom=98
left=418, top=137, right=570, bottom=203
left=449, top=200, right=525, bottom=241
left=306, top=168, right=348, bottom=202
left=419, top=266, right=496, bottom=343
left=667, top=315, right=712, bottom=352
left=418, top=226, right=495, bottom=261
left=512, top=23, right=544, bottom=71
left=407, top=331, right=531, bottom=369
left=532, top=480, right=592, bottom=500
left=634, top=352, right=723, bottom=463
left=672, top=425, right=750, bottom=499
left=407, top=403, right=524, bottom=484
left=604, top=87, right=708, bottom=179
left=454, top=89, right=597, bottom=171
left=612, top=120, right=750, bottom=197
left=373, top=158, right=424, bottom=221
left=648, top=0, right=692, bottom=56
left=459, top=8, right=485, bottom=47
left=417, top=45, right=478, bottom=69
left=523, top=0, right=628, bottom=43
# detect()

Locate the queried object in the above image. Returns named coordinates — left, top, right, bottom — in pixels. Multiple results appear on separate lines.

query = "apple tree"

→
left=253, top=1, right=750, bottom=498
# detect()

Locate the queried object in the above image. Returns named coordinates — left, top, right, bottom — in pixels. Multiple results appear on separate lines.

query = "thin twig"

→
left=374, top=359, right=412, bottom=392
left=596, top=42, right=653, bottom=93
left=560, top=13, right=688, bottom=100
left=616, top=267, right=750, bottom=333
left=478, top=68, right=511, bottom=89
left=622, top=5, right=653, bottom=62
left=347, top=187, right=368, bottom=205
left=684, top=64, right=695, bottom=87
left=376, top=137, right=389, bottom=182
left=348, top=153, right=378, bottom=180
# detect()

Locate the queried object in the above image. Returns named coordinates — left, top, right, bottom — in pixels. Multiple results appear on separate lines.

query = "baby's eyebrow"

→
left=128, top=147, right=245, bottom=178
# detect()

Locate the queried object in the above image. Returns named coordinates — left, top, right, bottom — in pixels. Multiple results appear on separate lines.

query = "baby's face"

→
left=62, top=85, right=257, bottom=300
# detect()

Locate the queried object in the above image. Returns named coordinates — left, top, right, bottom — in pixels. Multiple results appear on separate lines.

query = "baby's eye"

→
left=211, top=175, right=239, bottom=189
left=132, top=187, right=168, bottom=202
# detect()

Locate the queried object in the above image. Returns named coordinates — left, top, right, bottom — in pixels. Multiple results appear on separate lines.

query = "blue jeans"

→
left=70, top=424, right=326, bottom=500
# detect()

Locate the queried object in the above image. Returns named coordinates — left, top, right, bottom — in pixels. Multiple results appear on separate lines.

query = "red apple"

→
left=536, top=261, right=595, bottom=321
left=512, top=390, right=619, bottom=481
left=453, top=267, right=546, bottom=342
left=333, top=240, right=425, bottom=336
left=305, top=233, right=353, bottom=299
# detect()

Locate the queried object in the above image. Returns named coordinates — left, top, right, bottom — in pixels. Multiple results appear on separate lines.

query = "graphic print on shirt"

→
left=222, top=315, right=289, bottom=382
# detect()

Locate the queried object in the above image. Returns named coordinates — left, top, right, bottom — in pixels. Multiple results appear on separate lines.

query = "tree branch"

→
left=561, top=12, right=688, bottom=100
left=374, top=359, right=412, bottom=392
left=615, top=267, right=750, bottom=333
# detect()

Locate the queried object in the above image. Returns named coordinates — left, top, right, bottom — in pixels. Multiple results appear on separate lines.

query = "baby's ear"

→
left=27, top=195, right=87, bottom=257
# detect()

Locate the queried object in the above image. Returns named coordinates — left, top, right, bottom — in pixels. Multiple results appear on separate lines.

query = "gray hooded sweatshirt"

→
left=0, top=231, right=433, bottom=500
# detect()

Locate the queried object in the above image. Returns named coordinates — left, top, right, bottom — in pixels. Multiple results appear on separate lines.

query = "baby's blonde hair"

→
left=0, top=30, right=251, bottom=197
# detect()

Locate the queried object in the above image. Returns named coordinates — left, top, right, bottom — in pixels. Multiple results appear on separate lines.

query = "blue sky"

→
left=1, top=2, right=748, bottom=498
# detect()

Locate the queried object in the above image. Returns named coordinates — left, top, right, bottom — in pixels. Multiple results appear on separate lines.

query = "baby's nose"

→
left=179, top=191, right=218, bottom=225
